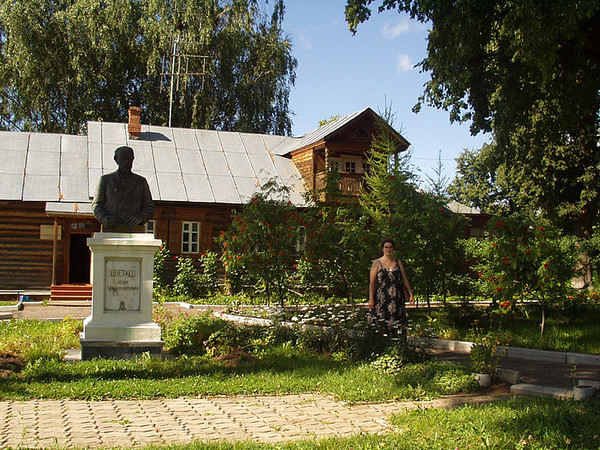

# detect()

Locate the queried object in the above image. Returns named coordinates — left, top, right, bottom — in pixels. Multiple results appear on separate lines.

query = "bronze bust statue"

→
left=92, top=146, right=155, bottom=232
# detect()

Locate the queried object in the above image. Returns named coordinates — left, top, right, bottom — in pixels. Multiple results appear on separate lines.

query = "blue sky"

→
left=281, top=1, right=490, bottom=186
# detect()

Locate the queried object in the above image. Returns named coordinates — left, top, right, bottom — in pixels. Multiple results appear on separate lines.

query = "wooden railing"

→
left=315, top=172, right=365, bottom=197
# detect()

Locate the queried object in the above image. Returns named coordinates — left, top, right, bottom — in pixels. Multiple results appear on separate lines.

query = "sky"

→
left=280, top=1, right=491, bottom=186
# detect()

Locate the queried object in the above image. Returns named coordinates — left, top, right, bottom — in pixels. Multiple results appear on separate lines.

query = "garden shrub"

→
left=161, top=312, right=228, bottom=356
left=173, top=252, right=219, bottom=299
left=204, top=323, right=257, bottom=357
left=369, top=339, right=433, bottom=374
left=153, top=246, right=171, bottom=295
left=396, top=361, right=479, bottom=394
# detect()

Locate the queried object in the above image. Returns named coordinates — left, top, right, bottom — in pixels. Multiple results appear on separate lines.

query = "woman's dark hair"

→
left=379, top=238, right=395, bottom=255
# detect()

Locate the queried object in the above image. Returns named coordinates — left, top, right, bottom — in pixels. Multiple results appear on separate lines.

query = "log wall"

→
left=0, top=201, right=58, bottom=290
left=0, top=200, right=240, bottom=291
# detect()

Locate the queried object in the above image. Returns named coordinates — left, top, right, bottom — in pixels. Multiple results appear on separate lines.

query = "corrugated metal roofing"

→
left=271, top=108, right=370, bottom=155
left=87, top=122, right=308, bottom=206
left=0, top=131, right=88, bottom=202
left=0, top=123, right=308, bottom=207
left=2, top=108, right=402, bottom=209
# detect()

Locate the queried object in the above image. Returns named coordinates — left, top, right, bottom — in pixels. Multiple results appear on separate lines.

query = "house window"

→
left=182, top=222, right=200, bottom=253
left=470, top=227, right=483, bottom=238
left=296, top=226, right=307, bottom=254
left=145, top=220, right=156, bottom=236
left=362, top=162, right=372, bottom=175
left=345, top=161, right=357, bottom=173
left=355, top=128, right=369, bottom=138
left=328, top=159, right=341, bottom=172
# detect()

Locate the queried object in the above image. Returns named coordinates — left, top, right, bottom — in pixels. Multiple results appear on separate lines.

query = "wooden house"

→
left=0, top=108, right=404, bottom=296
left=0, top=107, right=485, bottom=299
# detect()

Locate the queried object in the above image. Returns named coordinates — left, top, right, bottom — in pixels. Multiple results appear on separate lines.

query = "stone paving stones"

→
left=0, top=393, right=498, bottom=448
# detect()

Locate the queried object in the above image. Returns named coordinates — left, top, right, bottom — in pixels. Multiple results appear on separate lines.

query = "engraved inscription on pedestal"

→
left=104, top=258, right=141, bottom=312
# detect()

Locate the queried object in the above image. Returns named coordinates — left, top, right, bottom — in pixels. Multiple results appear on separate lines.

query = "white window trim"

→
left=145, top=220, right=156, bottom=236
left=182, top=221, right=200, bottom=254
left=296, top=226, right=307, bottom=254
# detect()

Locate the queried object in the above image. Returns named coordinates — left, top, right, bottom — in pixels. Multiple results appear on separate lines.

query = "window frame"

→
left=145, top=220, right=156, bottom=236
left=181, top=221, right=200, bottom=254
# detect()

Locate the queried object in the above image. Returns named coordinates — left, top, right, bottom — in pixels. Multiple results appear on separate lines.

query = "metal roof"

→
left=88, top=122, right=307, bottom=206
left=1, top=108, right=403, bottom=208
left=0, top=124, right=308, bottom=207
left=271, top=107, right=411, bottom=156
left=284, top=108, right=369, bottom=154
left=0, top=131, right=89, bottom=202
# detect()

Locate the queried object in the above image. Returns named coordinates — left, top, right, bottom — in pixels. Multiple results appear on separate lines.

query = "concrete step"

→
left=511, top=382, right=599, bottom=400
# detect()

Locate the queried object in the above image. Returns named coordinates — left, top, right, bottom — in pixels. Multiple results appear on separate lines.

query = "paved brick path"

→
left=0, top=393, right=500, bottom=448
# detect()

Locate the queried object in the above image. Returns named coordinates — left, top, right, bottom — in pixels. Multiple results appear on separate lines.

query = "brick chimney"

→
left=128, top=106, right=142, bottom=139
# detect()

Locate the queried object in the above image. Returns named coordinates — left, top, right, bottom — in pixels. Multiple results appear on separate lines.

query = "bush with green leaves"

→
left=173, top=252, right=219, bottom=299
left=218, top=179, right=301, bottom=305
left=158, top=311, right=228, bottom=356
left=465, top=213, right=581, bottom=338
left=153, top=245, right=171, bottom=294
left=395, top=361, right=479, bottom=395
left=369, top=339, right=433, bottom=373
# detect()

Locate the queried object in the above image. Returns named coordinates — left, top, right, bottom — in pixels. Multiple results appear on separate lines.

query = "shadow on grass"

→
left=0, top=349, right=356, bottom=400
left=389, top=395, right=600, bottom=448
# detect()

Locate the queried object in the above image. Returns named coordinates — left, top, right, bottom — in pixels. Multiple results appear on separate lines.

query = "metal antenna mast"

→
left=161, top=34, right=210, bottom=127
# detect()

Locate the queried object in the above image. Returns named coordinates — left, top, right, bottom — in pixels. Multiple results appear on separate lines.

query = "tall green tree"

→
left=346, top=1, right=600, bottom=236
left=360, top=115, right=466, bottom=306
left=0, top=0, right=296, bottom=134
left=448, top=142, right=521, bottom=216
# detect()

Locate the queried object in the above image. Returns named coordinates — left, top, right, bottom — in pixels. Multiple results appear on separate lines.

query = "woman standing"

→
left=369, top=238, right=414, bottom=336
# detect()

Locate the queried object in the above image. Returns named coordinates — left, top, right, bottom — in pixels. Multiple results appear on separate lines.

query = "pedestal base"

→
left=81, top=232, right=163, bottom=360
left=80, top=338, right=164, bottom=360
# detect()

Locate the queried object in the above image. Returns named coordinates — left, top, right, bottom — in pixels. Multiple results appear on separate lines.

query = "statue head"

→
left=114, top=146, right=134, bottom=174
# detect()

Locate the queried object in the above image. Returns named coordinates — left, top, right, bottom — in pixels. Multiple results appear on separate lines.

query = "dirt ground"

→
left=5, top=302, right=223, bottom=321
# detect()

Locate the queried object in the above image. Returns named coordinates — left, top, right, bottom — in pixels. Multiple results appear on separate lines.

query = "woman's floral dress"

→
left=371, top=259, right=407, bottom=336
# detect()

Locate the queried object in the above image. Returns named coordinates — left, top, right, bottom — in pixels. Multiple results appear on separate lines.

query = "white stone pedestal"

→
left=81, top=232, right=163, bottom=359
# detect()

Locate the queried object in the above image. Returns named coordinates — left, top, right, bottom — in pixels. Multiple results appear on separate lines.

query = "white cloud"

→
left=382, top=19, right=412, bottom=39
left=298, top=33, right=313, bottom=50
left=396, top=53, right=414, bottom=72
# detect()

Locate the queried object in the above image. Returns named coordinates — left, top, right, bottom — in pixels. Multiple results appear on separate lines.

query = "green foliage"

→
left=464, top=214, right=580, bottom=328
left=449, top=142, right=521, bottom=215
left=153, top=245, right=171, bottom=293
left=218, top=179, right=301, bottom=305
left=317, top=115, right=341, bottom=127
left=347, top=0, right=600, bottom=236
left=173, top=252, right=219, bottom=299
left=300, top=196, right=378, bottom=299
left=369, top=339, right=433, bottom=374
left=0, top=0, right=296, bottom=134
left=360, top=114, right=467, bottom=303
left=395, top=361, right=479, bottom=395
left=157, top=311, right=228, bottom=356
left=469, top=332, right=505, bottom=375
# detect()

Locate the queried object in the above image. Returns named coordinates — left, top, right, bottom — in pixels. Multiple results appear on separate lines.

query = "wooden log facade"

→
left=0, top=200, right=238, bottom=291
left=0, top=201, right=58, bottom=290
left=1, top=108, right=488, bottom=293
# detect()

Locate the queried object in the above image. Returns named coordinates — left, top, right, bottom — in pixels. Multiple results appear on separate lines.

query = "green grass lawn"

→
left=0, top=346, right=477, bottom=402
left=1, top=306, right=600, bottom=449
left=409, top=303, right=600, bottom=354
